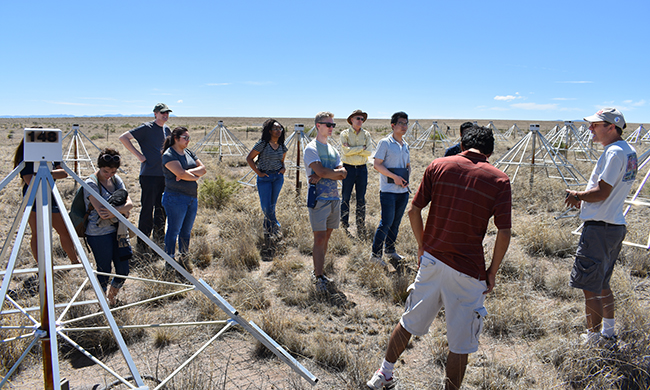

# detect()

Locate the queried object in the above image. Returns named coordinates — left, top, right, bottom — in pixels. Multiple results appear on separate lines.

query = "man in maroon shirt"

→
left=367, top=125, right=512, bottom=390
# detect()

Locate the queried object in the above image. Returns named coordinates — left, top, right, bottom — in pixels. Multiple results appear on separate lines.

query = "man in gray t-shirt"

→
left=119, top=103, right=172, bottom=249
left=304, top=111, right=347, bottom=294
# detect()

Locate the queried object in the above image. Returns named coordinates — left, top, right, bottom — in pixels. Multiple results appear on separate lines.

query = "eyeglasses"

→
left=100, top=154, right=121, bottom=163
left=317, top=122, right=336, bottom=128
left=179, top=135, right=191, bottom=141
left=272, top=126, right=284, bottom=132
left=355, top=117, right=365, bottom=121
left=396, top=121, right=409, bottom=127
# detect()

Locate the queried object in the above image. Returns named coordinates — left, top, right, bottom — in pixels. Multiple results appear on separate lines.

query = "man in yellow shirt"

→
left=340, top=109, right=373, bottom=238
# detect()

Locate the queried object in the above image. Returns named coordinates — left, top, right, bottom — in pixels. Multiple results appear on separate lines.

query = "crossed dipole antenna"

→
left=544, top=121, right=599, bottom=163
left=484, top=121, right=507, bottom=142
left=0, top=129, right=317, bottom=389
left=493, top=124, right=588, bottom=189
left=625, top=124, right=648, bottom=144
left=411, top=121, right=451, bottom=151
left=61, top=124, right=99, bottom=177
left=504, top=123, right=525, bottom=139
left=191, top=121, right=249, bottom=162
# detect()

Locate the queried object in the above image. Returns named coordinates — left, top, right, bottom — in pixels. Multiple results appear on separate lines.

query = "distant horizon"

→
left=0, top=113, right=616, bottom=125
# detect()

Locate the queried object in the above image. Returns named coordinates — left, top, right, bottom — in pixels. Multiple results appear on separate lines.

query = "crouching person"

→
left=367, top=125, right=512, bottom=390
left=85, top=148, right=133, bottom=306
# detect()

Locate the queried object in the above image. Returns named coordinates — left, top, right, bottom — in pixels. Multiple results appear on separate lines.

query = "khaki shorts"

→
left=308, top=199, right=341, bottom=231
left=400, top=252, right=487, bottom=354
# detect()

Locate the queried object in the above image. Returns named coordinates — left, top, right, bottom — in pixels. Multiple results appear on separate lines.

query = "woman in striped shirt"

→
left=246, top=119, right=288, bottom=246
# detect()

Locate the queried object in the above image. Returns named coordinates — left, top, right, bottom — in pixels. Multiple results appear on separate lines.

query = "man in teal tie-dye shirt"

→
left=304, top=111, right=347, bottom=294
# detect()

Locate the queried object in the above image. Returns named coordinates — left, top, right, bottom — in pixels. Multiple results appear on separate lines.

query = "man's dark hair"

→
left=390, top=111, right=408, bottom=125
left=460, top=121, right=474, bottom=137
left=461, top=125, right=494, bottom=156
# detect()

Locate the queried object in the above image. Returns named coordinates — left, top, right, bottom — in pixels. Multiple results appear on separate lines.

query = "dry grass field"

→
left=1, top=116, right=649, bottom=389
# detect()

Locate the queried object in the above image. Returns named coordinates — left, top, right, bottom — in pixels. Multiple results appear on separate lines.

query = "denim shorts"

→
left=400, top=252, right=487, bottom=354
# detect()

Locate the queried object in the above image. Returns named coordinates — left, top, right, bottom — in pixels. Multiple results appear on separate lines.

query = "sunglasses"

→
left=100, top=154, right=121, bottom=162
left=179, top=135, right=191, bottom=141
left=355, top=117, right=365, bottom=121
left=317, top=122, right=336, bottom=128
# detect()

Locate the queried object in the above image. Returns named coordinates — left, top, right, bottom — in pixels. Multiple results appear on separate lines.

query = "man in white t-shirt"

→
left=565, top=107, right=637, bottom=347
left=304, top=111, right=347, bottom=294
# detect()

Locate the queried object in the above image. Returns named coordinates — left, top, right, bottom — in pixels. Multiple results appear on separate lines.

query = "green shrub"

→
left=198, top=176, right=240, bottom=210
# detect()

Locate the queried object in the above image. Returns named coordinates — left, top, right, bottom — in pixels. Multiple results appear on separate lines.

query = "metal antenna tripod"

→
left=1, top=132, right=317, bottom=389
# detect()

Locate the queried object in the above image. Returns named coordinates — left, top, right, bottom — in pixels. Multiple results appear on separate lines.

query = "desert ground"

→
left=1, top=116, right=649, bottom=389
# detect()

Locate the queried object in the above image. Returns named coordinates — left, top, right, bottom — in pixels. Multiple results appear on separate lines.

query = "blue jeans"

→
left=341, top=164, right=368, bottom=228
left=257, top=173, right=284, bottom=235
left=87, top=231, right=129, bottom=291
left=162, top=191, right=198, bottom=258
left=372, top=191, right=409, bottom=256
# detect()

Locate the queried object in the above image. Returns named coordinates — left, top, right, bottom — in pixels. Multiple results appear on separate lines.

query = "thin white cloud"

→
left=556, top=81, right=593, bottom=84
left=632, top=99, right=646, bottom=107
left=206, top=83, right=231, bottom=86
left=511, top=103, right=558, bottom=110
left=494, top=92, right=522, bottom=102
left=177, top=100, right=183, bottom=104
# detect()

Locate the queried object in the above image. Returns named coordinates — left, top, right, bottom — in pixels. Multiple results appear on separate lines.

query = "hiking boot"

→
left=369, top=255, right=388, bottom=267
left=367, top=370, right=396, bottom=389
left=385, top=252, right=403, bottom=262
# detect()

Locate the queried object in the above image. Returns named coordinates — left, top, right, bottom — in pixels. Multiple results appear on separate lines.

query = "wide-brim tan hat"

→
left=347, top=110, right=368, bottom=125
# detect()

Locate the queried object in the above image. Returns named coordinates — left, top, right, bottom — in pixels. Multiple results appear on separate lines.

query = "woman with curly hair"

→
left=246, top=119, right=288, bottom=247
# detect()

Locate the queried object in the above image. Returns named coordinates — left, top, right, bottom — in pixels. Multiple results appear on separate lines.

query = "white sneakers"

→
left=367, top=370, right=396, bottom=389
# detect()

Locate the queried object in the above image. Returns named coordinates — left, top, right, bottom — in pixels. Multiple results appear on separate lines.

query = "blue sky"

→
left=1, top=0, right=648, bottom=123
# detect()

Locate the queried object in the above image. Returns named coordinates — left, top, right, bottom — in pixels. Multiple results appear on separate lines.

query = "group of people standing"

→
left=13, top=104, right=638, bottom=389
left=15, top=103, right=206, bottom=306
left=244, top=107, right=637, bottom=390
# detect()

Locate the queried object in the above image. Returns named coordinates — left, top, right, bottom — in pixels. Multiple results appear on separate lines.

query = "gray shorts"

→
left=308, top=199, right=340, bottom=231
left=570, top=222, right=626, bottom=293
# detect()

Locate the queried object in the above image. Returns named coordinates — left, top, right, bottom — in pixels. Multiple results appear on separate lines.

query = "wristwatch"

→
left=574, top=194, right=580, bottom=202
